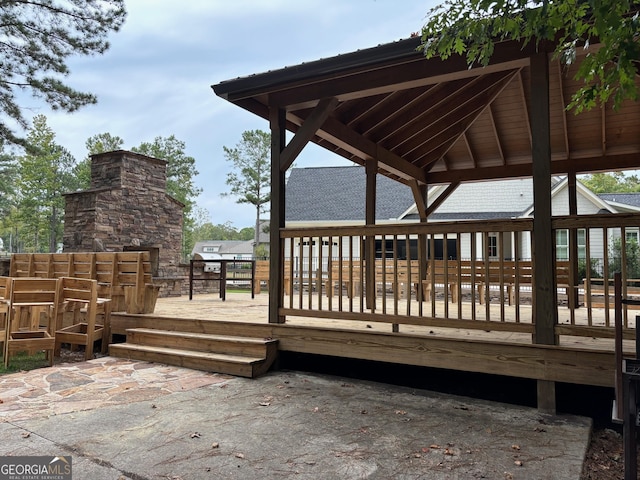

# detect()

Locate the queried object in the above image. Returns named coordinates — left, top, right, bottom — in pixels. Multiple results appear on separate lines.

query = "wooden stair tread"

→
left=110, top=343, right=264, bottom=364
left=126, top=328, right=276, bottom=344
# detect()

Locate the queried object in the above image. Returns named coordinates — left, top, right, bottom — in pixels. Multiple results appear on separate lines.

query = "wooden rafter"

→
left=403, top=70, right=518, bottom=161
left=517, top=70, right=532, bottom=149
left=349, top=86, right=436, bottom=136
left=413, top=105, right=486, bottom=168
left=463, top=132, right=477, bottom=169
left=364, top=80, right=470, bottom=144
left=487, top=104, right=505, bottom=165
left=287, top=112, right=427, bottom=184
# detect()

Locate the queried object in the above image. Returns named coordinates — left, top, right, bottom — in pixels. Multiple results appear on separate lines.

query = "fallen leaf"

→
left=235, top=453, right=245, bottom=459
left=190, top=432, right=201, bottom=439
left=151, top=404, right=157, bottom=409
left=361, top=410, right=368, bottom=414
left=430, top=444, right=440, bottom=449
left=22, top=432, right=30, bottom=438
left=444, top=448, right=455, bottom=456
left=395, top=410, right=407, bottom=415
left=313, top=407, right=319, bottom=412
left=259, top=402, right=271, bottom=407
left=514, top=460, right=523, bottom=467
left=211, top=442, right=219, bottom=449
left=511, top=444, right=520, bottom=451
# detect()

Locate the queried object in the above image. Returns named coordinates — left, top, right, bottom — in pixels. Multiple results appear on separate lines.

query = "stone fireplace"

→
left=62, top=150, right=184, bottom=284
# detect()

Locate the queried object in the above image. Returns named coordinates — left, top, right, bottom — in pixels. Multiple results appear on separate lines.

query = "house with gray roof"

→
left=286, top=166, right=640, bottom=263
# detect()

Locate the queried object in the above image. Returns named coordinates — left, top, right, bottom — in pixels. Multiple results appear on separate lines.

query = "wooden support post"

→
left=269, top=107, right=287, bottom=324
left=530, top=51, right=558, bottom=413
left=411, top=181, right=429, bottom=304
left=537, top=380, right=556, bottom=415
left=365, top=159, right=377, bottom=310
left=568, top=171, right=580, bottom=308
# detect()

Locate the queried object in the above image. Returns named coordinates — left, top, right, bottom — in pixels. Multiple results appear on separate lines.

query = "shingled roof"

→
left=285, top=166, right=414, bottom=222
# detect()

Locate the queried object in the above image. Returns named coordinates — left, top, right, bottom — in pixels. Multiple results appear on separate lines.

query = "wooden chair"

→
left=0, top=276, right=12, bottom=353
left=54, top=277, right=110, bottom=360
left=4, top=278, right=59, bottom=368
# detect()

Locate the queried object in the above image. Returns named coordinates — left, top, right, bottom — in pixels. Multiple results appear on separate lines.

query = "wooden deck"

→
left=110, top=291, right=634, bottom=389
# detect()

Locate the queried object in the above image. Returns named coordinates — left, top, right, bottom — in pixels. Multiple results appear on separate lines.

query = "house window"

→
left=203, top=246, right=220, bottom=253
left=488, top=234, right=498, bottom=259
left=625, top=228, right=639, bottom=244
left=556, top=229, right=586, bottom=260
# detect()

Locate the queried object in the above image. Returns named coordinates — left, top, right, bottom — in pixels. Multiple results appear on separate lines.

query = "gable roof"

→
left=286, top=166, right=414, bottom=222
left=213, top=35, right=640, bottom=188
left=598, top=193, right=640, bottom=209
left=192, top=240, right=253, bottom=256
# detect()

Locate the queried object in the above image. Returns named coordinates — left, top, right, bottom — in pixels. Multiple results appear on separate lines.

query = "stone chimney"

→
left=63, top=150, right=184, bottom=279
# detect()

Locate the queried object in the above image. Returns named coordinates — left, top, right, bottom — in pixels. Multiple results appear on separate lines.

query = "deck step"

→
left=109, top=328, right=278, bottom=378
left=126, top=328, right=276, bottom=356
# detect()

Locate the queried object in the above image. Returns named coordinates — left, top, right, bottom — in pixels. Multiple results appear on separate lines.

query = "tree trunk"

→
left=254, top=208, right=260, bottom=258
left=49, top=205, right=57, bottom=253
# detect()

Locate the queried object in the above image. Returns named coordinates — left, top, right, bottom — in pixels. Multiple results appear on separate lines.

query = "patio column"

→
left=568, top=171, right=580, bottom=308
left=411, top=180, right=429, bottom=306
left=365, top=158, right=377, bottom=310
left=530, top=51, right=558, bottom=413
left=269, top=107, right=286, bottom=324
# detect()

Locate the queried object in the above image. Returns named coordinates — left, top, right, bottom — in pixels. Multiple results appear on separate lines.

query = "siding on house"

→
left=285, top=166, right=640, bottom=263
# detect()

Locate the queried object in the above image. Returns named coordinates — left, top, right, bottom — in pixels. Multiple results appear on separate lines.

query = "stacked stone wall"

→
left=63, top=150, right=185, bottom=295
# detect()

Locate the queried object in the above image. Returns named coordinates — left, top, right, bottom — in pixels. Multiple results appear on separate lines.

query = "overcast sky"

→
left=41, top=1, right=438, bottom=228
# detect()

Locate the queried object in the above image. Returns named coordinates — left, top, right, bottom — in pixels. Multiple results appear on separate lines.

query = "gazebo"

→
left=213, top=34, right=640, bottom=412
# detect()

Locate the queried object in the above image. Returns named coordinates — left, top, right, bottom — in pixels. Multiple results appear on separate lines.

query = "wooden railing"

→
left=277, top=213, right=640, bottom=343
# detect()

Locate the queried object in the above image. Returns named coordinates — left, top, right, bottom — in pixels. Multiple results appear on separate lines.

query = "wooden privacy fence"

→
left=9, top=252, right=158, bottom=314
left=278, top=213, right=640, bottom=343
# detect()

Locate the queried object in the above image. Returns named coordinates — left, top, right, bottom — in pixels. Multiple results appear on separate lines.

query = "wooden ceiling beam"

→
left=424, top=152, right=640, bottom=184
left=413, top=106, right=486, bottom=168
left=463, top=132, right=478, bottom=169
left=488, top=104, right=505, bottom=165
left=517, top=70, right=533, bottom=149
left=287, top=112, right=428, bottom=184
left=339, top=92, right=389, bottom=126
left=367, top=78, right=474, bottom=145
left=350, top=85, right=438, bottom=136
left=280, top=97, right=339, bottom=171
left=389, top=70, right=519, bottom=158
